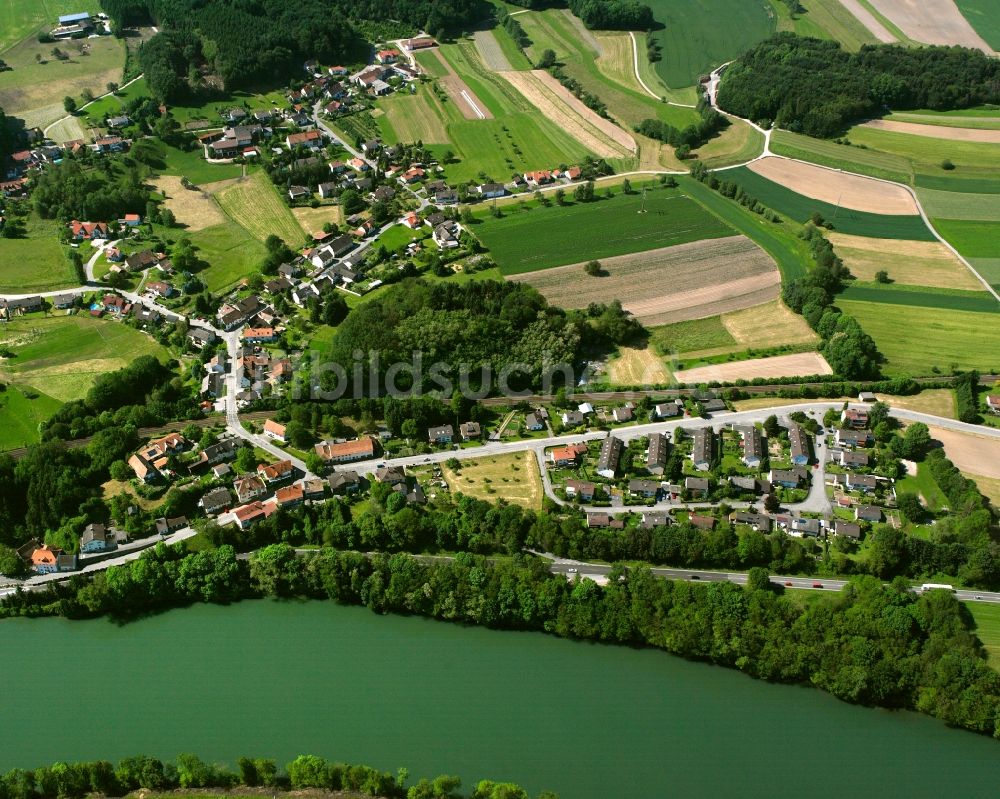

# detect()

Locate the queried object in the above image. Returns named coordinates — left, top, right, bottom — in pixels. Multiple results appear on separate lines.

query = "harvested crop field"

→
left=827, top=232, right=984, bottom=290
left=499, top=69, right=636, bottom=159
left=747, top=156, right=919, bottom=215
left=430, top=49, right=492, bottom=120
left=875, top=389, right=956, bottom=418
left=722, top=299, right=819, bottom=347
left=863, top=119, right=1000, bottom=143
left=927, top=427, right=1000, bottom=479
left=215, top=172, right=304, bottom=244
left=473, top=30, right=513, bottom=71
left=607, top=344, right=671, bottom=385
left=674, top=352, right=833, bottom=384
left=151, top=176, right=225, bottom=232
left=441, top=451, right=543, bottom=509
left=865, top=0, right=994, bottom=51
left=837, top=0, right=897, bottom=42
left=512, top=235, right=779, bottom=325
left=292, top=205, right=344, bottom=237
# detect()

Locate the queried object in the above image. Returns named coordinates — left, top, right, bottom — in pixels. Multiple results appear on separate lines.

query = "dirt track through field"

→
left=863, top=119, right=1000, bottom=143
left=511, top=235, right=779, bottom=325
left=151, top=176, right=225, bottom=231
left=431, top=49, right=493, bottom=120
left=748, top=156, right=919, bottom=215
left=837, top=0, right=897, bottom=42
left=499, top=70, right=636, bottom=158
left=928, top=426, right=1000, bottom=479
left=865, top=0, right=995, bottom=51
left=674, top=352, right=833, bottom=384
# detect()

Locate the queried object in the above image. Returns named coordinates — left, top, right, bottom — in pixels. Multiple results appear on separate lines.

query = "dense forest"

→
left=716, top=34, right=1000, bottom=136
left=32, top=159, right=149, bottom=222
left=102, top=0, right=486, bottom=101
left=506, top=0, right=654, bottom=30
left=7, top=543, right=1000, bottom=740
left=322, top=279, right=640, bottom=396
left=0, top=752, right=545, bottom=799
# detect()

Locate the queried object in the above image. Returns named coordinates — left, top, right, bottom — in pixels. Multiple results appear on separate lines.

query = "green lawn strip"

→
left=954, top=0, right=1000, bottom=49
left=837, top=299, right=1000, bottom=375
left=438, top=41, right=522, bottom=117
left=472, top=183, right=732, bottom=274
left=415, top=49, right=448, bottom=78
left=895, top=463, right=950, bottom=512
left=487, top=18, right=533, bottom=71
left=770, top=129, right=913, bottom=184
left=0, top=217, right=78, bottom=293
left=157, top=140, right=245, bottom=184
left=966, top=602, right=1000, bottom=669
left=917, top=188, right=1000, bottom=221
left=915, top=172, right=1000, bottom=194
left=839, top=284, right=998, bottom=313
left=722, top=166, right=933, bottom=240
left=79, top=77, right=150, bottom=125
left=932, top=219, right=1000, bottom=258
left=0, top=385, right=63, bottom=450
left=186, top=221, right=268, bottom=293
left=887, top=111, right=1000, bottom=131
left=793, top=0, right=880, bottom=50
left=646, top=0, right=775, bottom=89
left=649, top=316, right=737, bottom=355
left=680, top=174, right=810, bottom=282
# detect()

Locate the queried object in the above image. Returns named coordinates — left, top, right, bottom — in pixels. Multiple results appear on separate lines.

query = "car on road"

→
left=812, top=582, right=823, bottom=589
left=689, top=575, right=700, bottom=580
left=567, top=568, right=578, bottom=573
left=784, top=581, right=793, bottom=587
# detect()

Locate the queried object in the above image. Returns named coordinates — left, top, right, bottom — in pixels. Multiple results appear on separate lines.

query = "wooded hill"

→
left=717, top=34, right=1000, bottom=137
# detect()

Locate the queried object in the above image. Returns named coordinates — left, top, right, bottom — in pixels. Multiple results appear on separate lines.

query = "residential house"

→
left=459, top=421, right=481, bottom=440
left=286, top=130, right=324, bottom=150
left=642, top=511, right=670, bottom=529
left=374, top=465, right=406, bottom=486
left=841, top=408, right=869, bottom=428
left=524, top=411, right=546, bottom=431
left=275, top=483, right=305, bottom=508
left=433, top=220, right=462, bottom=249
left=328, top=470, right=361, bottom=495
left=193, top=439, right=237, bottom=469
left=856, top=505, right=882, bottom=523
left=729, top=476, right=771, bottom=495
left=685, top=477, right=710, bottom=497
left=846, top=473, right=878, bottom=493
left=288, top=185, right=310, bottom=201
left=233, top=501, right=270, bottom=530
left=318, top=181, right=339, bottom=199
left=740, top=425, right=764, bottom=468
left=789, top=424, right=811, bottom=466
left=561, top=410, right=585, bottom=427
left=51, top=293, right=77, bottom=309
left=302, top=478, right=326, bottom=500
left=524, top=170, right=554, bottom=186
left=93, top=136, right=128, bottom=154
left=314, top=437, right=377, bottom=463
left=258, top=460, right=294, bottom=484
left=835, top=520, right=862, bottom=539
left=119, top=212, right=141, bottom=227
left=701, top=398, right=728, bottom=413
left=769, top=468, right=806, bottom=489
left=612, top=406, right=633, bottom=423
left=836, top=449, right=869, bottom=469
left=263, top=419, right=287, bottom=442
left=565, top=479, right=595, bottom=501
left=732, top=511, right=772, bottom=532
left=689, top=514, right=716, bottom=531
left=201, top=487, right=233, bottom=515
left=647, top=432, right=668, bottom=475
left=234, top=475, right=267, bottom=504
left=31, top=545, right=75, bottom=574
left=986, top=395, right=1000, bottom=414
left=264, top=277, right=293, bottom=295
left=629, top=479, right=659, bottom=499
left=80, top=523, right=117, bottom=554
left=549, top=443, right=588, bottom=467
left=2, top=296, right=44, bottom=317
left=654, top=402, right=681, bottom=419
left=125, top=249, right=159, bottom=272
left=187, top=327, right=217, bottom=349
left=428, top=424, right=454, bottom=445
left=791, top=517, right=822, bottom=537
left=102, top=294, right=129, bottom=315
left=155, top=516, right=188, bottom=536
left=578, top=402, right=595, bottom=416
left=596, top=436, right=623, bottom=478
left=241, top=327, right=278, bottom=344
left=691, top=428, right=713, bottom=471
left=69, top=220, right=110, bottom=241
left=477, top=183, right=506, bottom=199
left=146, top=281, right=173, bottom=298
left=836, top=428, right=873, bottom=449
left=587, top=513, right=624, bottom=529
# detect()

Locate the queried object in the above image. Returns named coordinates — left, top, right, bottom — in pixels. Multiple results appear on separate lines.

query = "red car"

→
left=812, top=582, right=824, bottom=589
left=784, top=581, right=793, bottom=587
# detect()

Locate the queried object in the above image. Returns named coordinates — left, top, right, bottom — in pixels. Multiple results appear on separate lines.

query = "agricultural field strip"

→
left=864, top=0, right=995, bottom=51
left=836, top=0, right=898, bottom=42
left=431, top=48, right=493, bottom=120
left=954, top=0, right=1000, bottom=49
left=916, top=187, right=1000, bottom=221
left=838, top=284, right=1000, bottom=313
left=472, top=30, right=513, bottom=72
left=673, top=352, right=833, bottom=384
left=214, top=172, right=303, bottom=244
left=748, top=155, right=919, bottom=214
left=864, top=118, right=1000, bottom=143
left=510, top=235, right=779, bottom=324
left=888, top=112, right=1000, bottom=130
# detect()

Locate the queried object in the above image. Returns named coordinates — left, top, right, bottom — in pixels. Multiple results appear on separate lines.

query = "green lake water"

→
left=3, top=600, right=1000, bottom=798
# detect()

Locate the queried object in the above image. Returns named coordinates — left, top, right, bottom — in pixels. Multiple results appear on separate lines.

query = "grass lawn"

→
left=838, top=284, right=998, bottom=313
left=877, top=389, right=956, bottom=419
left=377, top=224, right=425, bottom=252
left=647, top=0, right=775, bottom=88
left=0, top=34, right=124, bottom=126
left=78, top=76, right=149, bottom=125
left=186, top=221, right=268, bottom=293
left=0, top=216, right=78, bottom=293
left=966, top=601, right=1000, bottom=669
left=955, top=0, right=1000, bottom=49
left=472, top=184, right=732, bottom=274
left=770, top=129, right=913, bottom=184
left=724, top=166, right=934, bottom=240
left=931, top=219, right=1000, bottom=259
left=215, top=171, right=305, bottom=246
left=0, top=385, right=63, bottom=450
left=838, top=300, right=1000, bottom=375
left=896, top=463, right=950, bottom=512
left=649, top=316, right=736, bottom=355
left=0, top=314, right=169, bottom=403
left=692, top=120, right=765, bottom=169
left=441, top=450, right=543, bottom=510
left=680, top=175, right=812, bottom=281
left=157, top=141, right=245, bottom=185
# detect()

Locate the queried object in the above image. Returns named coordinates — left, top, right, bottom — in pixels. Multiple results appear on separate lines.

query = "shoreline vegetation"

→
left=0, top=752, right=552, bottom=799
left=5, top=543, right=1000, bottom=742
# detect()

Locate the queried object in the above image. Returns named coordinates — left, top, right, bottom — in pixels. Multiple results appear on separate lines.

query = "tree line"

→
left=6, top=544, right=1000, bottom=740
left=0, top=751, right=551, bottom=799
left=33, top=158, right=149, bottom=223
left=636, top=100, right=729, bottom=159
left=505, top=0, right=653, bottom=30
left=717, top=33, right=1000, bottom=137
